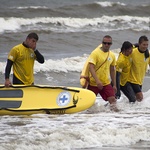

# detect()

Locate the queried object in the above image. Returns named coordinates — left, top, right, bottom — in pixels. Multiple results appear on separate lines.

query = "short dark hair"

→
left=121, top=41, right=133, bottom=52
left=27, top=32, right=39, bottom=41
left=103, top=35, right=112, bottom=40
left=138, top=35, right=148, bottom=44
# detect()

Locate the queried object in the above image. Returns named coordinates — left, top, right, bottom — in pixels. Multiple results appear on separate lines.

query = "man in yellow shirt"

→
left=5, top=32, right=45, bottom=87
left=87, top=35, right=118, bottom=111
left=128, top=35, right=150, bottom=102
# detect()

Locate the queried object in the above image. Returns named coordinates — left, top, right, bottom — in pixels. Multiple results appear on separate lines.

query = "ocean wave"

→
left=13, top=6, right=48, bottom=9
left=0, top=55, right=88, bottom=74
left=12, top=1, right=150, bottom=10
left=1, top=51, right=148, bottom=75
left=95, top=1, right=126, bottom=7
left=0, top=16, right=149, bottom=34
left=0, top=52, right=120, bottom=74
left=1, top=1, right=149, bottom=18
left=13, top=1, right=126, bottom=10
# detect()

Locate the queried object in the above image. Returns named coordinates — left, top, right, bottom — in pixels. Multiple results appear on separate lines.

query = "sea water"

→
left=0, top=0, right=150, bottom=149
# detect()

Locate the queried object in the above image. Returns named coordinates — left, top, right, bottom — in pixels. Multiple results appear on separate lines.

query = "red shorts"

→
left=88, top=84, right=115, bottom=101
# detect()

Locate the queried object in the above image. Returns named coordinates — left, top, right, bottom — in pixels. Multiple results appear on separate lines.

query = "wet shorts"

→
left=129, top=82, right=142, bottom=93
left=120, top=82, right=142, bottom=102
left=87, top=84, right=115, bottom=101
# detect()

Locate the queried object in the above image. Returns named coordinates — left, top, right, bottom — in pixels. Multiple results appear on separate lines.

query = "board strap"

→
left=0, top=85, right=80, bottom=93
left=0, top=104, right=77, bottom=114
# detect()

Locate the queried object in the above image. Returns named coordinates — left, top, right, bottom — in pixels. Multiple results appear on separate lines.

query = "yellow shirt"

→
left=128, top=47, right=150, bottom=85
left=8, top=44, right=36, bottom=85
left=116, top=53, right=132, bottom=86
left=88, top=45, right=116, bottom=86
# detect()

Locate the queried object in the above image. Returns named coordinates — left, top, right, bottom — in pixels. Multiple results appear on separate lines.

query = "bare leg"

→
left=107, top=96, right=119, bottom=112
left=136, top=92, right=143, bottom=102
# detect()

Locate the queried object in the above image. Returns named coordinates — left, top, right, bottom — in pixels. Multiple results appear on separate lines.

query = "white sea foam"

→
left=95, top=1, right=126, bottom=7
left=0, top=16, right=149, bottom=33
left=0, top=55, right=86, bottom=74
left=0, top=92, right=150, bottom=150
left=1, top=51, right=149, bottom=76
left=14, top=6, right=48, bottom=9
left=0, top=51, right=119, bottom=74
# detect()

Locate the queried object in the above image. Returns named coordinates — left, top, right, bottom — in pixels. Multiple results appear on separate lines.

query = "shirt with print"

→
left=88, top=45, right=116, bottom=86
left=116, top=52, right=132, bottom=86
left=8, top=44, right=36, bottom=85
left=128, top=47, right=150, bottom=85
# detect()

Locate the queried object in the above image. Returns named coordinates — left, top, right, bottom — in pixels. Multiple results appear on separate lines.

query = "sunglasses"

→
left=102, top=42, right=112, bottom=45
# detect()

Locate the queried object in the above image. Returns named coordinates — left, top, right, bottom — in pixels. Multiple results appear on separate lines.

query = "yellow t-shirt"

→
left=128, top=47, right=150, bottom=85
left=88, top=45, right=116, bottom=86
left=116, top=52, right=132, bottom=86
left=8, top=44, right=36, bottom=85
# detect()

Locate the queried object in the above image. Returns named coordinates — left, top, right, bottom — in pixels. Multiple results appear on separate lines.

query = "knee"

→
left=107, top=96, right=116, bottom=104
left=136, top=92, right=143, bottom=102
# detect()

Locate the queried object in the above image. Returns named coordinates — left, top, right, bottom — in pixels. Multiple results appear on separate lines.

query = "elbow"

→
left=40, top=57, right=45, bottom=64
left=37, top=56, right=45, bottom=64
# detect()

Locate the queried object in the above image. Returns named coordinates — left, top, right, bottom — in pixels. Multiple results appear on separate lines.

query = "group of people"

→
left=86, top=35, right=149, bottom=111
left=4, top=32, right=149, bottom=112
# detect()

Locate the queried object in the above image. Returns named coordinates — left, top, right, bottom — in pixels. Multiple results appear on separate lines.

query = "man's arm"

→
left=34, top=50, right=45, bottom=63
left=110, top=65, right=117, bottom=93
left=5, top=59, right=13, bottom=87
left=89, top=63, right=103, bottom=90
left=115, top=71, right=121, bottom=99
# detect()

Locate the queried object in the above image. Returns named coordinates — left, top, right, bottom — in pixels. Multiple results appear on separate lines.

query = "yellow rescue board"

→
left=0, top=85, right=96, bottom=115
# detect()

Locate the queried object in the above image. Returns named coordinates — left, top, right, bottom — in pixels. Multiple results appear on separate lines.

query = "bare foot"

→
left=110, top=104, right=120, bottom=112
left=137, top=99, right=142, bottom=102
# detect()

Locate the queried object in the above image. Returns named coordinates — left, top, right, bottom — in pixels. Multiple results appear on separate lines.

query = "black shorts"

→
left=129, top=82, right=142, bottom=93
left=13, top=74, right=34, bottom=85
left=120, top=82, right=142, bottom=103
left=13, top=74, right=24, bottom=84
